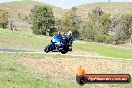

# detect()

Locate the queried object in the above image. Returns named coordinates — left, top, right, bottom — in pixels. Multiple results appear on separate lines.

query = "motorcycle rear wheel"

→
left=61, top=50, right=68, bottom=54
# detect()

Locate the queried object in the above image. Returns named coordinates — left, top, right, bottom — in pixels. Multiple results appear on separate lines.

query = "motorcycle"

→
left=44, top=35, right=74, bottom=54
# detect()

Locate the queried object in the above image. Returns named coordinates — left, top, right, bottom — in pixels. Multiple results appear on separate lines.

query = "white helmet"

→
left=67, top=31, right=72, bottom=36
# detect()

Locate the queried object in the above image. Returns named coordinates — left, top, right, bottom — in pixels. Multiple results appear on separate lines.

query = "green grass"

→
left=0, top=28, right=132, bottom=59
left=0, top=53, right=95, bottom=88
left=73, top=41, right=132, bottom=59
left=0, top=28, right=50, bottom=51
left=0, top=53, right=79, bottom=88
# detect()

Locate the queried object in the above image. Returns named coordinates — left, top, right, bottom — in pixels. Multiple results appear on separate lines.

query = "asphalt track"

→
left=0, top=49, right=132, bottom=60
left=0, top=49, right=33, bottom=53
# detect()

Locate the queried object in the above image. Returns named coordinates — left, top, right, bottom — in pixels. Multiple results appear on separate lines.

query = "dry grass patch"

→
left=19, top=56, right=132, bottom=81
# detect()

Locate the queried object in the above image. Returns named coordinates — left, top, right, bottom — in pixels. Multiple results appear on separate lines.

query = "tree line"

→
left=31, top=5, right=132, bottom=44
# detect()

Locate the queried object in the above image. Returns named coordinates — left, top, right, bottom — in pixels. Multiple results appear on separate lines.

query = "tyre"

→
left=44, top=44, right=51, bottom=53
left=61, top=50, right=66, bottom=54
left=61, top=50, right=68, bottom=54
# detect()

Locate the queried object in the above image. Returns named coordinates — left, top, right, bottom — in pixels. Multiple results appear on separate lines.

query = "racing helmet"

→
left=67, top=31, right=72, bottom=36
left=58, top=31, right=61, bottom=35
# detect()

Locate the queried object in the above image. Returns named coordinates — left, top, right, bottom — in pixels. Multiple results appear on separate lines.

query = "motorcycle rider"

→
left=53, top=31, right=73, bottom=43
left=57, top=31, right=62, bottom=39
left=53, top=31, right=72, bottom=49
left=66, top=31, right=73, bottom=51
left=66, top=31, right=73, bottom=44
left=51, top=31, right=62, bottom=50
left=52, top=31, right=62, bottom=42
left=44, top=31, right=73, bottom=53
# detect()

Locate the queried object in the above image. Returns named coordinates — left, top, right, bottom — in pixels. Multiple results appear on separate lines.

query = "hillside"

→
left=0, top=1, right=132, bottom=33
left=0, top=0, right=65, bottom=33
left=76, top=2, right=132, bottom=19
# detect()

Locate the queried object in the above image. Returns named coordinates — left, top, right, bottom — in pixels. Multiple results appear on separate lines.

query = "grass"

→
left=0, top=53, right=94, bottom=88
left=0, top=53, right=132, bottom=88
left=0, top=53, right=40, bottom=88
left=0, top=53, right=78, bottom=88
left=0, top=28, right=49, bottom=51
left=0, top=28, right=132, bottom=59
left=74, top=41, right=132, bottom=59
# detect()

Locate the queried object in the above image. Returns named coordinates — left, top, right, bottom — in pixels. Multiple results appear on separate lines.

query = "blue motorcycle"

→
left=44, top=35, right=74, bottom=54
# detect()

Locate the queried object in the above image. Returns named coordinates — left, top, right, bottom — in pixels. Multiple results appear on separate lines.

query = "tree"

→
left=110, top=9, right=121, bottom=31
left=92, top=7, right=103, bottom=16
left=96, top=13, right=111, bottom=43
left=81, top=7, right=111, bottom=43
left=54, top=18, right=62, bottom=32
left=81, top=13, right=97, bottom=41
left=115, top=14, right=132, bottom=40
left=61, top=8, right=80, bottom=38
left=0, top=9, right=8, bottom=29
left=31, top=5, right=55, bottom=36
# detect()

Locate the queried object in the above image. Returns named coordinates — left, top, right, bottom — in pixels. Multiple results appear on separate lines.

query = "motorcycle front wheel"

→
left=44, top=44, right=51, bottom=53
left=61, top=50, right=68, bottom=54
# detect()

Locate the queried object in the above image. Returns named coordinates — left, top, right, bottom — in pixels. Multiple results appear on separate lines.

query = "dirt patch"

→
left=19, top=56, right=132, bottom=81
left=18, top=56, right=132, bottom=88
left=67, top=50, right=98, bottom=56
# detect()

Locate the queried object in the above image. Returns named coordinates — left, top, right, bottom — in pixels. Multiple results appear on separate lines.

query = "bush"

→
left=0, top=9, right=8, bottom=29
